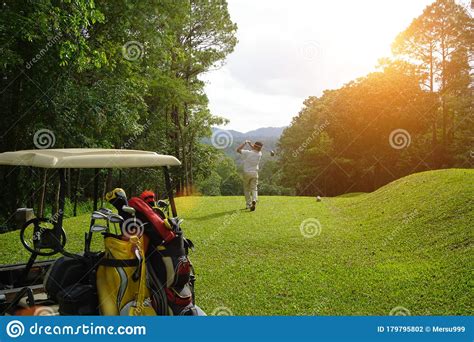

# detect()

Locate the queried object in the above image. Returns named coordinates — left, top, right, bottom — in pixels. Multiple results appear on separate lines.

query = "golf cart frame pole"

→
left=56, top=169, right=67, bottom=239
left=93, top=168, right=99, bottom=211
left=163, top=166, right=177, bottom=217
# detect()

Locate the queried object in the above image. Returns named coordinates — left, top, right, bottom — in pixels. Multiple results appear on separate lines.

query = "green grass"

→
left=1, top=169, right=472, bottom=315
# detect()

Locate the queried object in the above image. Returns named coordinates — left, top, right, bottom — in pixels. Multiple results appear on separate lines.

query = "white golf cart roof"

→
left=0, top=149, right=181, bottom=168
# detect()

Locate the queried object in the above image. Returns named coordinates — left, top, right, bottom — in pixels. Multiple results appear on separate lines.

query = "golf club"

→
left=108, top=213, right=124, bottom=235
left=86, top=210, right=109, bottom=253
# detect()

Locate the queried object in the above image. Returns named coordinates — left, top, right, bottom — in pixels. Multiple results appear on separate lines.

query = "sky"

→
left=202, top=0, right=437, bottom=132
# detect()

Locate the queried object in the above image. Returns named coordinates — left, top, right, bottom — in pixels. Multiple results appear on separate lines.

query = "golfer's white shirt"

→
left=241, top=149, right=262, bottom=173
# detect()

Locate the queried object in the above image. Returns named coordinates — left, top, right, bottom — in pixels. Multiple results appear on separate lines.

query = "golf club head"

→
left=109, top=213, right=124, bottom=223
left=122, top=205, right=136, bottom=216
left=91, top=211, right=108, bottom=220
left=99, top=208, right=113, bottom=215
left=157, top=200, right=168, bottom=208
left=90, top=224, right=108, bottom=233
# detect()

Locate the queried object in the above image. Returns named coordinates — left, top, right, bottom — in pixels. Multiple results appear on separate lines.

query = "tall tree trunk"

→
left=53, top=176, right=60, bottom=215
left=27, top=167, right=34, bottom=208
left=73, top=169, right=81, bottom=217
left=67, top=169, right=71, bottom=199
left=171, top=105, right=182, bottom=195
left=38, top=169, right=47, bottom=217
left=441, top=35, right=447, bottom=147
left=106, top=169, right=113, bottom=193
left=189, top=141, right=194, bottom=194
left=428, top=46, right=437, bottom=166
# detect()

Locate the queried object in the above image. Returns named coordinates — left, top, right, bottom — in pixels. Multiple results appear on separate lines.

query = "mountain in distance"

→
left=206, top=126, right=287, bottom=164
left=223, top=127, right=286, bottom=140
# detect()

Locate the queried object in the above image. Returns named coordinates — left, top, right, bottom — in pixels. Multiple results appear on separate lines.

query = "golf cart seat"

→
left=44, top=254, right=101, bottom=315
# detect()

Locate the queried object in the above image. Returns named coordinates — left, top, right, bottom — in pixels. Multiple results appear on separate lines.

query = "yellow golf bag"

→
left=96, top=234, right=155, bottom=316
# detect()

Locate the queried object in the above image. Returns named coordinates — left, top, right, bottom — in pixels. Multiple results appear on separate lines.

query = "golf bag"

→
left=44, top=254, right=101, bottom=315
left=129, top=197, right=199, bottom=315
left=96, top=234, right=155, bottom=316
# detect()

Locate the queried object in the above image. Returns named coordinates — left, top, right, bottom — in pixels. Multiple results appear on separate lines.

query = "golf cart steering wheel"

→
left=20, top=218, right=67, bottom=256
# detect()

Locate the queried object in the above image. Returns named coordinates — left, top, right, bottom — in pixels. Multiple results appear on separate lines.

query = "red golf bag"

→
left=128, top=197, right=198, bottom=315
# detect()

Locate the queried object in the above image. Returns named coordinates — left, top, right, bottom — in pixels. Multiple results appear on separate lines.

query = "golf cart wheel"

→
left=20, top=218, right=67, bottom=256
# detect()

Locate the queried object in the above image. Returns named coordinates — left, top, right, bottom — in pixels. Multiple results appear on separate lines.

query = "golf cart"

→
left=0, top=149, right=203, bottom=316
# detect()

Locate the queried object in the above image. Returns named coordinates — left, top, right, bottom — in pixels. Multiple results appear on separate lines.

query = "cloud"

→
left=204, top=0, right=435, bottom=132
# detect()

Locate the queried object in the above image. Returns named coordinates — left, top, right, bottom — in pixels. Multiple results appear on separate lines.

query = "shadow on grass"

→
left=190, top=209, right=250, bottom=222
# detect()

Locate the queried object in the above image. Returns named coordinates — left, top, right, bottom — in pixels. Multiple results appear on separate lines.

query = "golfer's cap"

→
left=254, top=141, right=263, bottom=147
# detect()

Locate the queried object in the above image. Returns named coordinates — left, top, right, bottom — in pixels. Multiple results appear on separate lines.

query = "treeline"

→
left=196, top=153, right=294, bottom=196
left=278, top=0, right=473, bottom=196
left=0, top=0, right=236, bottom=220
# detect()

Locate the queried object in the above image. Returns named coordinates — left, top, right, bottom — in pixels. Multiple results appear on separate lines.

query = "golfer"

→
left=236, top=140, right=263, bottom=211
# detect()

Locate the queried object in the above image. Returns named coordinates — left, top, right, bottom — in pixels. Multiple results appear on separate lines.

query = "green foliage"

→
left=220, top=173, right=242, bottom=196
left=0, top=0, right=237, bottom=220
left=258, top=182, right=293, bottom=196
left=196, top=171, right=222, bottom=196
left=214, top=154, right=242, bottom=195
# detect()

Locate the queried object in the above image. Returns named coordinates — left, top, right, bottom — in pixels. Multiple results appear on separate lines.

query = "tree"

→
left=0, top=0, right=237, bottom=221
left=392, top=0, right=473, bottom=164
left=160, top=0, right=237, bottom=194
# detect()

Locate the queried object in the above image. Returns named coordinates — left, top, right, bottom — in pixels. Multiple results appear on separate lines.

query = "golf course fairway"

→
left=0, top=168, right=472, bottom=315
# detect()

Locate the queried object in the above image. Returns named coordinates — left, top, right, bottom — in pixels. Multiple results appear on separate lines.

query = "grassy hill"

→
left=0, top=169, right=472, bottom=315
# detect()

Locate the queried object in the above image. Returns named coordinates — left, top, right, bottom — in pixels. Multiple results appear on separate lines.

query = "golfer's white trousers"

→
left=243, top=171, right=258, bottom=205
